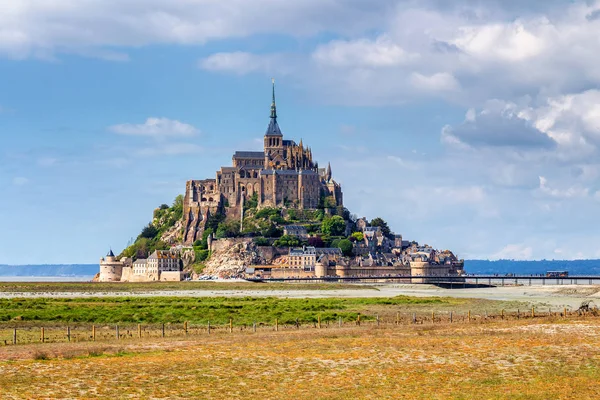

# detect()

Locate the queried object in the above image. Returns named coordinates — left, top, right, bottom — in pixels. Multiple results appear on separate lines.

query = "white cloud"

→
left=451, top=20, right=548, bottom=62
left=12, top=177, right=29, bottom=186
left=442, top=102, right=556, bottom=149
left=409, top=72, right=459, bottom=92
left=0, top=0, right=396, bottom=60
left=109, top=117, right=199, bottom=138
left=538, top=176, right=589, bottom=199
left=199, top=52, right=285, bottom=75
left=491, top=244, right=533, bottom=260
left=313, top=36, right=418, bottom=68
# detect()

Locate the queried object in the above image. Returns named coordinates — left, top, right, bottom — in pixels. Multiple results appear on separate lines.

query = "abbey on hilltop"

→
left=182, top=80, right=343, bottom=244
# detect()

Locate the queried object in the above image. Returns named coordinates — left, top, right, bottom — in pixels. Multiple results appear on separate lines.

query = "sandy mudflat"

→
left=1, top=283, right=599, bottom=308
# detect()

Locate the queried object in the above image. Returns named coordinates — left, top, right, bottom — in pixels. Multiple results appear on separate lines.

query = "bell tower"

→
left=264, top=78, right=284, bottom=169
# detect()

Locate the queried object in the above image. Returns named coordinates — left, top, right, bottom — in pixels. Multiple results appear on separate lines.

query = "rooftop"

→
left=234, top=151, right=265, bottom=159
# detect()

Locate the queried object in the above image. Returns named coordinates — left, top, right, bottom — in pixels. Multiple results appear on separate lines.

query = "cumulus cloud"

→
left=442, top=102, right=556, bottom=149
left=312, top=36, right=418, bottom=68
left=0, top=0, right=397, bottom=60
left=538, top=176, right=589, bottom=199
left=109, top=117, right=199, bottom=138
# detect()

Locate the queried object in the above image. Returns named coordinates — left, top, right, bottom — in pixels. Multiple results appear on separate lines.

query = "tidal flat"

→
left=1, top=317, right=600, bottom=399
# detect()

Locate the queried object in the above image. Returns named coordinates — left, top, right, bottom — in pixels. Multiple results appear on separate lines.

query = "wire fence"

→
left=1, top=307, right=596, bottom=346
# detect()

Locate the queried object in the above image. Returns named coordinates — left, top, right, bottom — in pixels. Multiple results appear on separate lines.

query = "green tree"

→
left=172, top=195, right=184, bottom=220
left=195, top=249, right=210, bottom=262
left=335, top=239, right=354, bottom=256
left=370, top=217, right=392, bottom=238
left=245, top=193, right=258, bottom=210
left=206, top=213, right=226, bottom=232
left=351, top=232, right=364, bottom=242
left=216, top=220, right=240, bottom=239
left=314, top=209, right=325, bottom=221
left=321, top=215, right=346, bottom=236
left=254, top=237, right=270, bottom=246
left=273, top=235, right=302, bottom=247
left=140, top=223, right=159, bottom=239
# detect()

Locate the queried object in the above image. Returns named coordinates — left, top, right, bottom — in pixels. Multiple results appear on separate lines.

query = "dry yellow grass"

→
left=1, top=317, right=600, bottom=399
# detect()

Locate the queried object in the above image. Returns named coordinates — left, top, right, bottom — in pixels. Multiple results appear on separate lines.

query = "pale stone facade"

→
left=99, top=250, right=125, bottom=282
left=98, top=250, right=183, bottom=282
left=288, top=246, right=317, bottom=270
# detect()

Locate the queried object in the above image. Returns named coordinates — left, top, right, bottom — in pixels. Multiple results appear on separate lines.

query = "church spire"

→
left=265, top=78, right=283, bottom=137
left=270, top=78, right=277, bottom=119
left=326, top=162, right=332, bottom=182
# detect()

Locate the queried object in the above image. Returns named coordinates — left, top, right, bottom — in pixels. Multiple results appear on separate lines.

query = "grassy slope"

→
left=1, top=319, right=600, bottom=399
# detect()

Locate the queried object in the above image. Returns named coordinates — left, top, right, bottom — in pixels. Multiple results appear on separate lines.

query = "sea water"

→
left=0, top=276, right=95, bottom=282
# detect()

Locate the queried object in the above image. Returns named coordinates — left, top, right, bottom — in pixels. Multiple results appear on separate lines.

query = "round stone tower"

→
left=99, top=249, right=124, bottom=282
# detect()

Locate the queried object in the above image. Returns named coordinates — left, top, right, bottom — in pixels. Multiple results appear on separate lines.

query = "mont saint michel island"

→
left=98, top=82, right=465, bottom=283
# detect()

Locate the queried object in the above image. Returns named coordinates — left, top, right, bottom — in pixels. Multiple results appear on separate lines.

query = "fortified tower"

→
left=99, top=249, right=124, bottom=282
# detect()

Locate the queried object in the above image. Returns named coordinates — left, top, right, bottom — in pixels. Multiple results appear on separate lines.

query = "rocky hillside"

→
left=119, top=195, right=184, bottom=260
left=200, top=238, right=262, bottom=278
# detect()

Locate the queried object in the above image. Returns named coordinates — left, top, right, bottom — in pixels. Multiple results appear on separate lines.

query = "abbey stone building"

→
left=183, top=81, right=343, bottom=244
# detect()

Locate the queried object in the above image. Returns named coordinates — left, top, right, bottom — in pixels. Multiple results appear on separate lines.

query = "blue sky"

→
left=2, top=0, right=600, bottom=264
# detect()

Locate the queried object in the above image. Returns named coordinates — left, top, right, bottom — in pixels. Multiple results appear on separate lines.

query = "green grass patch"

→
left=0, top=296, right=448, bottom=326
left=0, top=281, right=376, bottom=293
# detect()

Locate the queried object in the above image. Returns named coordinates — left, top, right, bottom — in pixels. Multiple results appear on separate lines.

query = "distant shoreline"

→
left=0, top=276, right=95, bottom=282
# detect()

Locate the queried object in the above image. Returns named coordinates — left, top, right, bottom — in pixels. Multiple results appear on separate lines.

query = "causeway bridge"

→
left=245, top=275, right=600, bottom=286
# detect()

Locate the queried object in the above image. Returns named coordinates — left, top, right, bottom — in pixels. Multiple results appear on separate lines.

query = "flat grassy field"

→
left=1, top=317, right=599, bottom=399
left=0, top=295, right=521, bottom=326
left=0, top=281, right=375, bottom=293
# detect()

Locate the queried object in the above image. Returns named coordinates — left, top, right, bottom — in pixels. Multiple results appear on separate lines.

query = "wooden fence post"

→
left=467, top=310, right=471, bottom=322
left=431, top=311, right=434, bottom=324
left=318, top=315, right=321, bottom=329
left=376, top=315, right=379, bottom=327
left=339, top=316, right=342, bottom=328
left=396, top=312, right=400, bottom=325
left=138, top=324, right=142, bottom=339
left=116, top=325, right=119, bottom=340
left=357, top=314, right=361, bottom=326
left=162, top=323, right=165, bottom=338
left=67, top=326, right=71, bottom=342
left=412, top=313, right=416, bottom=324
left=275, top=319, right=278, bottom=332
left=184, top=321, right=188, bottom=336
left=564, top=307, right=567, bottom=318
left=13, top=328, right=16, bottom=345
left=449, top=312, right=453, bottom=324
left=92, top=325, right=96, bottom=341
left=517, top=309, right=520, bottom=319
left=229, top=318, right=233, bottom=333
left=208, top=321, right=211, bottom=335
left=501, top=309, right=504, bottom=319
left=253, top=322, right=256, bottom=333
left=41, top=327, right=44, bottom=343
left=531, top=307, right=535, bottom=318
